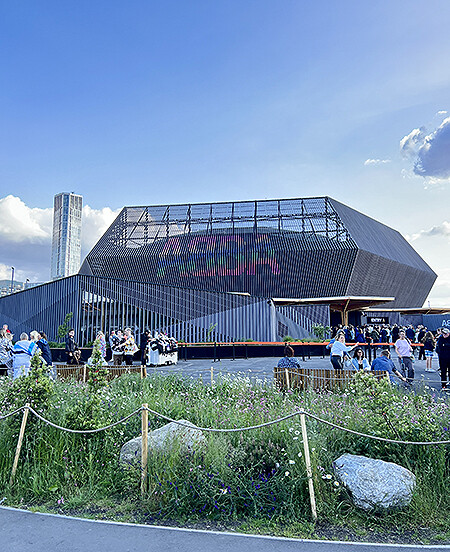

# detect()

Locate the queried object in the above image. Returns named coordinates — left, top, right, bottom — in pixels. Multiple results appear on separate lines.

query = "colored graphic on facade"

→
left=157, top=234, right=281, bottom=278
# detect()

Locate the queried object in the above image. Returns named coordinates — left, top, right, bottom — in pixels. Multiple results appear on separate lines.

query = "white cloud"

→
left=400, top=127, right=426, bottom=158
left=81, top=205, right=120, bottom=253
left=400, top=117, right=450, bottom=181
left=437, top=110, right=448, bottom=115
left=0, top=263, right=27, bottom=282
left=0, top=195, right=52, bottom=243
left=408, top=221, right=450, bottom=242
left=0, top=195, right=120, bottom=283
left=364, top=158, right=391, bottom=166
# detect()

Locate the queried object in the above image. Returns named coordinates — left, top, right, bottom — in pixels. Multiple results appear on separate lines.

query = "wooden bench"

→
left=274, top=366, right=389, bottom=391
left=54, top=364, right=146, bottom=382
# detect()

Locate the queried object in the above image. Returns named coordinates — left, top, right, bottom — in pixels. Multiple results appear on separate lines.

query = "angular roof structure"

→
left=80, top=197, right=436, bottom=308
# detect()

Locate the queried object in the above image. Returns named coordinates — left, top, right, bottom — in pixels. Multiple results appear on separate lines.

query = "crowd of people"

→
left=277, top=323, right=450, bottom=389
left=0, top=323, right=180, bottom=378
left=2, top=319, right=450, bottom=388
left=330, top=322, right=441, bottom=350
left=327, top=323, right=450, bottom=388
left=0, top=324, right=54, bottom=380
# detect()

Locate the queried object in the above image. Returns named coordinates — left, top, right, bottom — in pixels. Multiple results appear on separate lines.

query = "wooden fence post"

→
left=9, top=404, right=30, bottom=486
left=141, top=403, right=149, bottom=496
left=210, top=366, right=214, bottom=386
left=285, top=368, right=291, bottom=390
left=83, top=365, right=87, bottom=383
left=300, top=412, right=317, bottom=520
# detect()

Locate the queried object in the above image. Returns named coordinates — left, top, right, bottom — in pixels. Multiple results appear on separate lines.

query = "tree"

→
left=312, top=324, right=331, bottom=341
left=57, top=312, right=73, bottom=341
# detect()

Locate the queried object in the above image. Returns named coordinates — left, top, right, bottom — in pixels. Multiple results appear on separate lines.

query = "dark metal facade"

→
left=329, top=199, right=437, bottom=307
left=0, top=276, right=80, bottom=342
left=0, top=196, right=436, bottom=343
left=80, top=197, right=358, bottom=298
left=80, top=196, right=435, bottom=307
left=0, top=275, right=329, bottom=344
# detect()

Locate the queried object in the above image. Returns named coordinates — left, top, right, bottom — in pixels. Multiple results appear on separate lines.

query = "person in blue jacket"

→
left=351, top=348, right=370, bottom=371
left=12, top=332, right=38, bottom=379
left=277, top=345, right=301, bottom=369
left=371, top=349, right=407, bottom=384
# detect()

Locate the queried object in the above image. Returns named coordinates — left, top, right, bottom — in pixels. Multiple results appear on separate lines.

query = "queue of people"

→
left=327, top=323, right=450, bottom=388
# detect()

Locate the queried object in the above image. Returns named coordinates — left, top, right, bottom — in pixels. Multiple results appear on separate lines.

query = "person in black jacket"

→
left=140, top=329, right=150, bottom=364
left=436, top=327, right=450, bottom=389
left=417, top=326, right=427, bottom=360
left=34, top=331, right=53, bottom=367
left=65, top=329, right=80, bottom=365
left=406, top=325, right=416, bottom=342
left=391, top=325, right=400, bottom=344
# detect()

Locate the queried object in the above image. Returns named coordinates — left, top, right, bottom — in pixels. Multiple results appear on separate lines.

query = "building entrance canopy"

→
left=272, top=296, right=396, bottom=325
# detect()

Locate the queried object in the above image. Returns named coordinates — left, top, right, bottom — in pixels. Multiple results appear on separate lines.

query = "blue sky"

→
left=1, top=1, right=450, bottom=303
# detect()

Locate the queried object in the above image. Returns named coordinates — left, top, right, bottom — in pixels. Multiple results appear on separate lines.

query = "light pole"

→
left=10, top=267, right=15, bottom=294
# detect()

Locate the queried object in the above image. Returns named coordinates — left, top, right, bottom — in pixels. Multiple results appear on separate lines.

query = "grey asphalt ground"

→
left=1, top=507, right=448, bottom=552
left=144, top=352, right=445, bottom=393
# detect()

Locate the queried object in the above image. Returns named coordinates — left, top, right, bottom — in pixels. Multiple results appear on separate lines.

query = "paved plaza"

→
left=143, top=352, right=445, bottom=393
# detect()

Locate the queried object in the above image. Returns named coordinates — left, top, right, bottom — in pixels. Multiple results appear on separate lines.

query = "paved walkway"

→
left=1, top=507, right=447, bottom=552
left=144, top=354, right=444, bottom=393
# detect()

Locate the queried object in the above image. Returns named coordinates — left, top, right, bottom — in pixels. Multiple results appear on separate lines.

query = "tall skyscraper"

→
left=51, top=192, right=83, bottom=280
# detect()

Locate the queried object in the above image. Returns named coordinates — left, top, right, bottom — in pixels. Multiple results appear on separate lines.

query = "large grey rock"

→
left=333, top=453, right=415, bottom=510
left=119, top=420, right=205, bottom=467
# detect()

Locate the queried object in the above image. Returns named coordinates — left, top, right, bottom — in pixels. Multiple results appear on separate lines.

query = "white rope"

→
left=0, top=406, right=25, bottom=420
left=140, top=407, right=450, bottom=445
left=2, top=403, right=450, bottom=445
left=26, top=406, right=142, bottom=434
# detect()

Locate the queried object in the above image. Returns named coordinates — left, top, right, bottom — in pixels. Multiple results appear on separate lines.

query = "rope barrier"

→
left=301, top=411, right=450, bottom=446
left=2, top=403, right=450, bottom=445
left=25, top=406, right=142, bottom=434
left=0, top=406, right=26, bottom=421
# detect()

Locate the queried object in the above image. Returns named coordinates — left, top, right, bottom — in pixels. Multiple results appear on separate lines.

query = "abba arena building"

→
left=0, top=197, right=436, bottom=344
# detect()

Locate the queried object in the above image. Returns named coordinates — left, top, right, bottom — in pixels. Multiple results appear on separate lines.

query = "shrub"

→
left=87, top=339, right=109, bottom=393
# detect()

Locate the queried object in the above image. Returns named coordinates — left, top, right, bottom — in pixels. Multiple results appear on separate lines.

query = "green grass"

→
left=1, top=371, right=450, bottom=541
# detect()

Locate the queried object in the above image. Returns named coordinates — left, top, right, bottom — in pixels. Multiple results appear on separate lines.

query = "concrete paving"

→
left=1, top=507, right=447, bottom=552
left=143, top=352, right=444, bottom=393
